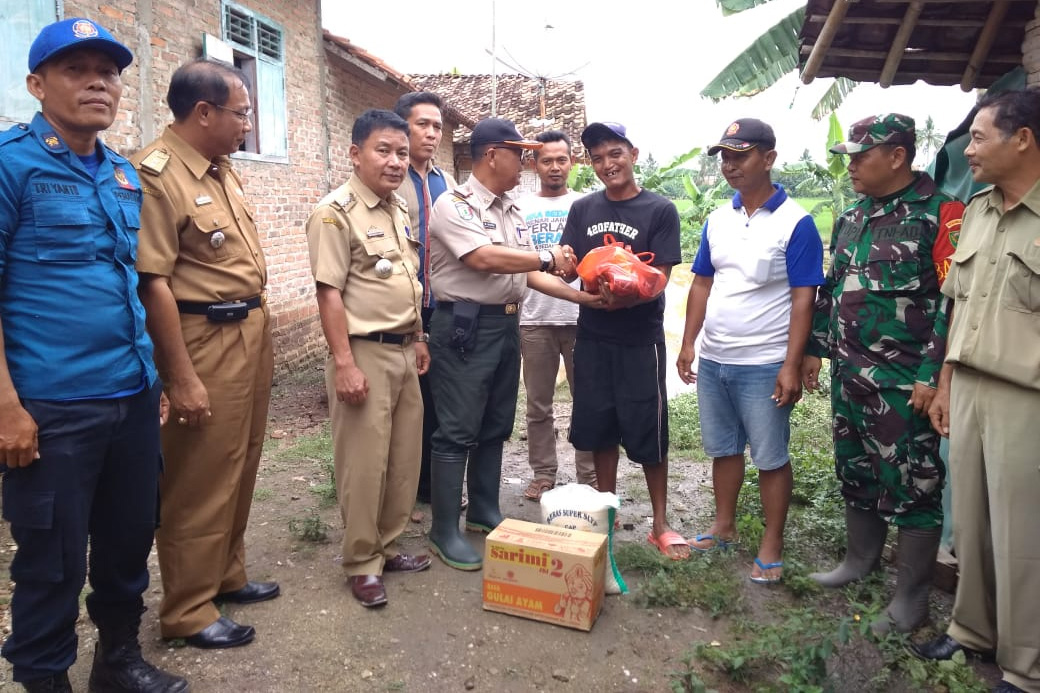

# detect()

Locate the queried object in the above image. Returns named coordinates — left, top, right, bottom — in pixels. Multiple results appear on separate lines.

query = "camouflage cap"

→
left=829, top=114, right=916, bottom=154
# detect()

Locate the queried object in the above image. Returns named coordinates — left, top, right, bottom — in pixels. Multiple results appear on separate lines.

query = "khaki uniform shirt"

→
left=943, top=181, right=1040, bottom=391
left=132, top=128, right=266, bottom=302
left=429, top=174, right=531, bottom=303
left=305, top=176, right=422, bottom=336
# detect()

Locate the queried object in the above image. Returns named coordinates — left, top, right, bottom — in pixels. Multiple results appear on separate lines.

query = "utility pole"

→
left=491, top=0, right=497, bottom=117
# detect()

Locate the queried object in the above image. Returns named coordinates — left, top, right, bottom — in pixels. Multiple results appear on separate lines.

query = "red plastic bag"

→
left=576, top=234, right=668, bottom=300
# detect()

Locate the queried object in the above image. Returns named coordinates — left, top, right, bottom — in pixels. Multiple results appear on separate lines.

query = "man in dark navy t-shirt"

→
left=560, top=122, right=686, bottom=559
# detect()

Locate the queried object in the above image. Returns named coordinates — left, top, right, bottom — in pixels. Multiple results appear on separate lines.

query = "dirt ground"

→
left=0, top=365, right=1008, bottom=693
left=0, top=367, right=737, bottom=693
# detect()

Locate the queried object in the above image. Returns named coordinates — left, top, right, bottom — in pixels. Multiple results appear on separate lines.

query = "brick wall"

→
left=324, top=48, right=463, bottom=185
left=62, top=1, right=463, bottom=373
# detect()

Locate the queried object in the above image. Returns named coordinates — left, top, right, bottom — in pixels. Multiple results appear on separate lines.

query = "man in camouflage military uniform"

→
left=802, top=114, right=963, bottom=633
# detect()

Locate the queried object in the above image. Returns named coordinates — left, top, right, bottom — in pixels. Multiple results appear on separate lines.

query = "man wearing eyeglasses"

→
left=425, top=118, right=592, bottom=570
left=132, top=58, right=276, bottom=650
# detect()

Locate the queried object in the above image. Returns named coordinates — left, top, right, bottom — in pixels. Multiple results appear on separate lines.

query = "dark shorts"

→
left=569, top=338, right=668, bottom=464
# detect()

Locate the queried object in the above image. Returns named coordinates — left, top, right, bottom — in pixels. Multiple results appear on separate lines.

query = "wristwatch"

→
left=538, top=248, right=554, bottom=272
left=415, top=332, right=430, bottom=343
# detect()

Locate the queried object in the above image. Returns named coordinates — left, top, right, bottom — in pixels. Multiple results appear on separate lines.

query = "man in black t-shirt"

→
left=560, top=122, right=687, bottom=559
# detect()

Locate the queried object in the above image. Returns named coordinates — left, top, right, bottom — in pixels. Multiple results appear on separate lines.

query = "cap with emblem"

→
left=830, top=114, right=916, bottom=155
left=707, top=119, right=776, bottom=156
left=470, top=118, right=542, bottom=151
left=28, top=18, right=133, bottom=73
left=581, top=122, right=633, bottom=149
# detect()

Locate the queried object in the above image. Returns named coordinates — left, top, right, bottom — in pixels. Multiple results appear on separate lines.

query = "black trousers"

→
left=2, top=381, right=162, bottom=682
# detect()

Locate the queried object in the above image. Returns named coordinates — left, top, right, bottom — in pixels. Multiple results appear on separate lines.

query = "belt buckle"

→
left=505, top=303, right=518, bottom=315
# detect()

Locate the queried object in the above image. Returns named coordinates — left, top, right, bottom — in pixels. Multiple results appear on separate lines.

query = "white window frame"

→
left=220, top=1, right=288, bottom=162
left=0, top=0, right=61, bottom=130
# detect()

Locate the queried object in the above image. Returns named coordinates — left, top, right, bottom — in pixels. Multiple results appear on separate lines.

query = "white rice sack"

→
left=540, top=484, right=628, bottom=595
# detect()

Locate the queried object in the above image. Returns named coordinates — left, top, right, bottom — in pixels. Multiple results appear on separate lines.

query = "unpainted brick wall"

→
left=63, top=1, right=461, bottom=372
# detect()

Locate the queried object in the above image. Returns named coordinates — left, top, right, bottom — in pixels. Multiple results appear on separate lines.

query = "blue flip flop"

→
left=688, top=533, right=735, bottom=553
left=750, top=557, right=784, bottom=584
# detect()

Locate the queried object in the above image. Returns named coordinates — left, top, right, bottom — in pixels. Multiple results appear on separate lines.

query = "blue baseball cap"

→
left=581, top=122, right=633, bottom=149
left=28, top=18, right=133, bottom=73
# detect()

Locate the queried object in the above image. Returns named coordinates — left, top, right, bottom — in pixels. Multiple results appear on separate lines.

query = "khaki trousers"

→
left=328, top=338, right=421, bottom=577
left=156, top=307, right=273, bottom=638
left=947, top=367, right=1040, bottom=692
left=519, top=325, right=596, bottom=484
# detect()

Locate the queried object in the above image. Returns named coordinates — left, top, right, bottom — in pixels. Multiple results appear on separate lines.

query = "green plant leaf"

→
left=701, top=7, right=806, bottom=100
left=810, top=77, right=859, bottom=120
left=826, top=112, right=847, bottom=179
left=717, top=0, right=775, bottom=15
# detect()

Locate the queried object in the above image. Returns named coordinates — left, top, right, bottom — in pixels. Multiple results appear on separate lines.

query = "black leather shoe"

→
left=214, top=580, right=280, bottom=604
left=992, top=681, right=1026, bottom=693
left=183, top=616, right=255, bottom=649
left=349, top=575, right=388, bottom=608
left=384, top=553, right=432, bottom=573
left=910, top=634, right=995, bottom=662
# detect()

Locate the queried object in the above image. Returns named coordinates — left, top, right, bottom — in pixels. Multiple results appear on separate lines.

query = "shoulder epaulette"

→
left=391, top=191, right=408, bottom=210
left=451, top=188, right=472, bottom=200
left=139, top=148, right=170, bottom=175
left=332, top=188, right=356, bottom=210
left=0, top=123, right=31, bottom=147
left=968, top=186, right=994, bottom=203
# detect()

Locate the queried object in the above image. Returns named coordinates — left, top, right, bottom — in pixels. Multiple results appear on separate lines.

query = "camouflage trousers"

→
left=831, top=379, right=945, bottom=528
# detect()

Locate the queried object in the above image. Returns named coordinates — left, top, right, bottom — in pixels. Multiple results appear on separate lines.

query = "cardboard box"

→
left=482, top=518, right=607, bottom=631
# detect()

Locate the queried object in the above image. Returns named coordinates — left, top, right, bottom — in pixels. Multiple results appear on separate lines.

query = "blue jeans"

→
left=696, top=359, right=792, bottom=471
left=2, top=382, right=162, bottom=682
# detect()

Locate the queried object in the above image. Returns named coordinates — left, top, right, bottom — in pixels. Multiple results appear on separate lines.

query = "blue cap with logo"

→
left=28, top=18, right=133, bottom=73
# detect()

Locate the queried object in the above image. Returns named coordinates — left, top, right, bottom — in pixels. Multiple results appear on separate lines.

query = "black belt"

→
left=354, top=332, right=410, bottom=345
left=176, top=296, right=263, bottom=315
left=437, top=301, right=519, bottom=316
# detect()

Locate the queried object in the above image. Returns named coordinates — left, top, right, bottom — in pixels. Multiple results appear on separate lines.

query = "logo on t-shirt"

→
left=586, top=221, right=639, bottom=240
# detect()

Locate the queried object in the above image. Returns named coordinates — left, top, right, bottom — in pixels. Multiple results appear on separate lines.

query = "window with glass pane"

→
left=221, top=1, right=287, bottom=157
left=0, top=1, right=60, bottom=130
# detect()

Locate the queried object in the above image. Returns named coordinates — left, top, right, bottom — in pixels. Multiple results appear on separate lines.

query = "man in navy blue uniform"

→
left=0, top=18, right=187, bottom=693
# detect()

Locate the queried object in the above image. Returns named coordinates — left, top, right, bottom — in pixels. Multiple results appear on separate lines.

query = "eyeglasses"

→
left=487, top=146, right=529, bottom=162
left=203, top=101, right=253, bottom=122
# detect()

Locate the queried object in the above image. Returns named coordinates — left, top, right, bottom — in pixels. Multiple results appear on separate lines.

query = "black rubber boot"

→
left=429, top=452, right=482, bottom=570
left=872, top=526, right=941, bottom=635
left=87, top=603, right=189, bottom=693
left=810, top=506, right=888, bottom=588
left=22, top=673, right=72, bottom=693
left=465, top=441, right=504, bottom=534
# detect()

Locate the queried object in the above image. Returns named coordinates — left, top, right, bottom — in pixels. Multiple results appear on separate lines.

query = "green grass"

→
left=793, top=197, right=834, bottom=246
left=275, top=423, right=337, bottom=506
left=658, top=362, right=987, bottom=692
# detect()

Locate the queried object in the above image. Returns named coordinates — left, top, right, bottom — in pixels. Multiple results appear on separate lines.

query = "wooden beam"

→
left=800, top=45, right=1021, bottom=63
left=962, top=0, right=1011, bottom=91
left=808, top=15, right=1000, bottom=28
left=801, top=0, right=853, bottom=84
left=874, top=0, right=1017, bottom=3
left=880, top=1, right=926, bottom=87
left=815, top=67, right=991, bottom=83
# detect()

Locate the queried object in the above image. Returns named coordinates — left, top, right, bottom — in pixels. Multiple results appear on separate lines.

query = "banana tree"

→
left=701, top=0, right=859, bottom=118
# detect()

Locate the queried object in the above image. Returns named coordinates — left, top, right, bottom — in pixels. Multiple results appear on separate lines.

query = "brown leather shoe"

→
left=348, top=575, right=387, bottom=608
left=384, top=553, right=432, bottom=573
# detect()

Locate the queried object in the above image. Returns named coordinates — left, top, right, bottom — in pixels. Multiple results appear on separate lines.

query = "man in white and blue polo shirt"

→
left=676, top=118, right=824, bottom=584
